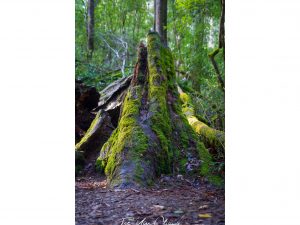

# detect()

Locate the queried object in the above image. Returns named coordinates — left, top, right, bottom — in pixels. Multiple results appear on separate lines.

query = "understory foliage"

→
left=76, top=0, right=153, bottom=90
left=171, top=0, right=225, bottom=131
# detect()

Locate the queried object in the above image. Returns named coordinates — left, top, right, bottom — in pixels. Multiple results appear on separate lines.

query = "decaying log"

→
left=75, top=75, right=132, bottom=174
left=97, top=75, right=132, bottom=111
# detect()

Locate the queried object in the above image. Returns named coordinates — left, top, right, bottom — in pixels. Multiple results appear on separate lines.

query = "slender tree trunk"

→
left=219, top=0, right=225, bottom=55
left=153, top=0, right=156, bottom=31
left=121, top=11, right=127, bottom=35
left=132, top=10, right=137, bottom=42
left=87, top=0, right=95, bottom=60
left=155, top=0, right=168, bottom=46
left=209, top=49, right=225, bottom=92
left=171, top=1, right=182, bottom=76
left=207, top=0, right=225, bottom=93
left=136, top=12, right=141, bottom=41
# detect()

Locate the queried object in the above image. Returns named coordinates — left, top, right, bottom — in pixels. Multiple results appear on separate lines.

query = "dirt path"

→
left=76, top=175, right=224, bottom=225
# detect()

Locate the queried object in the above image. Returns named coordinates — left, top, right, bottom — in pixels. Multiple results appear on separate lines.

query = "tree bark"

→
left=155, top=0, right=168, bottom=46
left=87, top=0, right=95, bottom=60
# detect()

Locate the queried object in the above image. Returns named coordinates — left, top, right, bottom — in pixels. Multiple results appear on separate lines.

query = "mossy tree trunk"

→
left=92, top=32, right=218, bottom=188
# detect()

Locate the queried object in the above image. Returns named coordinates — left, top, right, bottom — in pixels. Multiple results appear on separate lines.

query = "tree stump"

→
left=76, top=32, right=218, bottom=188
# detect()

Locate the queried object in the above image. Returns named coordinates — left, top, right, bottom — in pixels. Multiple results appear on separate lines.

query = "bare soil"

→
left=76, top=174, right=224, bottom=225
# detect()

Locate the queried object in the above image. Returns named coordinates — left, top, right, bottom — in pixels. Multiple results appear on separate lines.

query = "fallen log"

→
left=177, top=85, right=225, bottom=150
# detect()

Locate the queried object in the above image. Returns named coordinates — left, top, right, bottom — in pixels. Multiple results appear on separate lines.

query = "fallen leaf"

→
left=152, top=205, right=165, bottom=210
left=199, top=205, right=209, bottom=210
left=174, top=210, right=184, bottom=214
left=198, top=213, right=212, bottom=218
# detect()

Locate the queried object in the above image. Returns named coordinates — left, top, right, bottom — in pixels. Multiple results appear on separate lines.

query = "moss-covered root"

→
left=177, top=86, right=225, bottom=149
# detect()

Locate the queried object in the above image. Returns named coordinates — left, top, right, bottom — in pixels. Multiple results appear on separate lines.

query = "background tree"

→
left=154, top=0, right=168, bottom=45
left=87, top=0, right=95, bottom=59
left=219, top=0, right=225, bottom=51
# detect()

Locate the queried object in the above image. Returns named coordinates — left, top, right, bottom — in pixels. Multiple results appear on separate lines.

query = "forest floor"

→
left=76, top=172, right=225, bottom=225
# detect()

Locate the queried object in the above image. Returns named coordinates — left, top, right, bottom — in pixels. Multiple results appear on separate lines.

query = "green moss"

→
left=172, top=96, right=193, bottom=149
left=208, top=48, right=220, bottom=58
left=195, top=114, right=209, bottom=125
left=134, top=163, right=144, bottom=181
left=95, top=158, right=105, bottom=173
left=209, top=175, right=224, bottom=186
left=179, top=125, right=189, bottom=149
left=196, top=138, right=224, bottom=186
left=95, top=128, right=118, bottom=170
left=196, top=141, right=212, bottom=176
left=146, top=178, right=154, bottom=186
left=147, top=32, right=175, bottom=174
left=75, top=150, right=85, bottom=175
left=147, top=32, right=217, bottom=180
left=172, top=91, right=220, bottom=182
left=97, top=85, right=149, bottom=182
left=201, top=126, right=224, bottom=146
left=75, top=165, right=83, bottom=175
left=179, top=158, right=188, bottom=173
left=179, top=92, right=190, bottom=105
